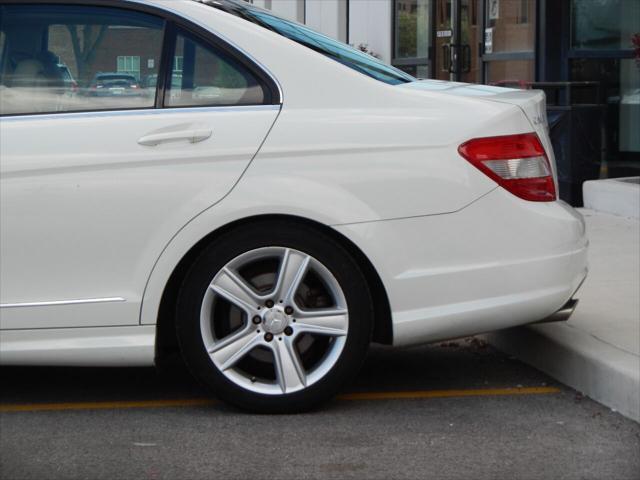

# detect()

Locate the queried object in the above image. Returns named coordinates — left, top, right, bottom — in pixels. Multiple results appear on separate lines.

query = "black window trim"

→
left=0, top=0, right=282, bottom=118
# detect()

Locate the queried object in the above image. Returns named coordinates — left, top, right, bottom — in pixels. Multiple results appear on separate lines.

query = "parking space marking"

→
left=339, top=386, right=560, bottom=401
left=0, top=398, right=215, bottom=413
left=0, top=386, right=560, bottom=413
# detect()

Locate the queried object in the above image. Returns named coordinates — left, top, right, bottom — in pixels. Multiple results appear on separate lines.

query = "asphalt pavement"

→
left=1, top=339, right=639, bottom=480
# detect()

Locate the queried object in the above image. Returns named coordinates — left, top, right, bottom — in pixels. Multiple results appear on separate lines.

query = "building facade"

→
left=248, top=0, right=640, bottom=204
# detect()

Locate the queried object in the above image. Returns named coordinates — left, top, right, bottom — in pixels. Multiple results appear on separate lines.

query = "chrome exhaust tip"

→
left=534, top=298, right=579, bottom=324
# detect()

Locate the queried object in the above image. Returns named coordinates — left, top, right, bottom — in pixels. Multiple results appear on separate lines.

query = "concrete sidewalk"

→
left=485, top=208, right=640, bottom=422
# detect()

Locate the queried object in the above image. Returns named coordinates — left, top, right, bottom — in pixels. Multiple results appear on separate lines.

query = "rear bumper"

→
left=334, top=187, right=588, bottom=347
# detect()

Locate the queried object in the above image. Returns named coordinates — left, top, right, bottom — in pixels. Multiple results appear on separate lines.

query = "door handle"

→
left=462, top=44, right=471, bottom=73
left=138, top=124, right=212, bottom=147
left=448, top=44, right=458, bottom=74
left=442, top=44, right=451, bottom=72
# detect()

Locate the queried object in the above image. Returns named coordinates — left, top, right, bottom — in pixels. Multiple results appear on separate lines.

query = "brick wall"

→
left=48, top=26, right=163, bottom=86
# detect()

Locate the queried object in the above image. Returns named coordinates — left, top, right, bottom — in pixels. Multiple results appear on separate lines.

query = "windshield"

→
left=196, top=0, right=415, bottom=85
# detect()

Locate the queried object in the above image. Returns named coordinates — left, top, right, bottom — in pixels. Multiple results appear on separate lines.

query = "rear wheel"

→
left=176, top=221, right=373, bottom=413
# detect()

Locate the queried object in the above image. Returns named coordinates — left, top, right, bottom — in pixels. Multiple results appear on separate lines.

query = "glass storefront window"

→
left=397, top=64, right=430, bottom=78
left=486, top=59, right=534, bottom=86
left=485, top=0, right=536, bottom=53
left=484, top=0, right=536, bottom=88
left=394, top=0, right=431, bottom=59
left=571, top=58, right=640, bottom=171
left=571, top=0, right=640, bottom=50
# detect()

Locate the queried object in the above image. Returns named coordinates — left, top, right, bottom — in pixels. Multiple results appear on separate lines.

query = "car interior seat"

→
left=11, top=50, right=65, bottom=88
left=8, top=52, right=68, bottom=113
left=11, top=58, right=49, bottom=88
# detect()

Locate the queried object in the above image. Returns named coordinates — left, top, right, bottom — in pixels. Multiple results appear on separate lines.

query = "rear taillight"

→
left=458, top=133, right=556, bottom=202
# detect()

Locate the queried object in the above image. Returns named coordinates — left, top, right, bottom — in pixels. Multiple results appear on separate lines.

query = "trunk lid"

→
left=399, top=80, right=558, bottom=194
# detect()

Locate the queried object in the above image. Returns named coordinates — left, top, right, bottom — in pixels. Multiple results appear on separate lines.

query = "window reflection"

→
left=395, top=0, right=431, bottom=59
left=486, top=59, right=534, bottom=86
left=484, top=0, right=535, bottom=88
left=571, top=58, right=640, bottom=169
left=485, top=0, right=535, bottom=53
left=0, top=5, right=163, bottom=115
left=166, top=30, right=266, bottom=107
left=571, top=0, right=640, bottom=50
left=204, top=1, right=415, bottom=85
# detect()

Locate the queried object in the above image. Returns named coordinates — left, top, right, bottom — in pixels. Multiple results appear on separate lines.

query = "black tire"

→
left=175, top=219, right=373, bottom=413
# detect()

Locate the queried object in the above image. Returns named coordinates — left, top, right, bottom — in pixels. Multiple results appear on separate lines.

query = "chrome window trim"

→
left=0, top=104, right=281, bottom=122
left=0, top=297, right=126, bottom=309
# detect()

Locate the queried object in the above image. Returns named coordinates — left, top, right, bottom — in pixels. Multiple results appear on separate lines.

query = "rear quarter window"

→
left=165, top=28, right=267, bottom=107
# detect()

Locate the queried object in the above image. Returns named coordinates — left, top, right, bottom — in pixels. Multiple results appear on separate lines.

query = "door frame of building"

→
left=451, top=0, right=484, bottom=83
left=392, top=0, right=542, bottom=85
left=391, top=0, right=484, bottom=82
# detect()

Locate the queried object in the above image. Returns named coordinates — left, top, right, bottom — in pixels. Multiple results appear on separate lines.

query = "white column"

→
left=305, top=0, right=348, bottom=42
left=348, top=0, right=393, bottom=63
left=249, top=0, right=272, bottom=9
left=270, top=0, right=305, bottom=23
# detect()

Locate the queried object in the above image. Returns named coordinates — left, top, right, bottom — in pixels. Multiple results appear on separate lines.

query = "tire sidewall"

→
left=176, top=220, right=373, bottom=413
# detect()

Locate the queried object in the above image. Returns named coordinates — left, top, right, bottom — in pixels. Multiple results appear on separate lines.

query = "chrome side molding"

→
left=0, top=297, right=126, bottom=309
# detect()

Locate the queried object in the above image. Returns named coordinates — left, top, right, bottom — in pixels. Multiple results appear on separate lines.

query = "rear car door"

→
left=0, top=3, right=280, bottom=329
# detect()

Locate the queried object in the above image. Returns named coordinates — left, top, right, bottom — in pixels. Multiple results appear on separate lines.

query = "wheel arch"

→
left=154, top=214, right=393, bottom=366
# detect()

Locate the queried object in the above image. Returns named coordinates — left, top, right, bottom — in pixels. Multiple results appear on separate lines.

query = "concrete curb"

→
left=583, top=177, right=640, bottom=219
left=482, top=323, right=640, bottom=422
left=483, top=202, right=639, bottom=423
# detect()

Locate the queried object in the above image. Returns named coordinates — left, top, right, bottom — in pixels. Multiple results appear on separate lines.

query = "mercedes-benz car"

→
left=0, top=0, right=588, bottom=413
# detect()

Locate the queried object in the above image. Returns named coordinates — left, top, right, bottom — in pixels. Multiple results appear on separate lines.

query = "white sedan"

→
left=0, top=0, right=587, bottom=412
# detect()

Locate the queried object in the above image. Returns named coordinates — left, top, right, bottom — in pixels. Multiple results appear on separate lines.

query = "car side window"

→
left=0, top=5, right=164, bottom=116
left=165, top=29, right=267, bottom=108
left=0, top=31, right=6, bottom=66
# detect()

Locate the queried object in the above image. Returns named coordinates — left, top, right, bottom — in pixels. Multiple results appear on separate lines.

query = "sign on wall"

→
left=484, top=28, right=493, bottom=54
left=488, top=0, right=499, bottom=20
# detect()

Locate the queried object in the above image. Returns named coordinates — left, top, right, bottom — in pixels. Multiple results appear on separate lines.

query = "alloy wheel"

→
left=200, top=246, right=349, bottom=395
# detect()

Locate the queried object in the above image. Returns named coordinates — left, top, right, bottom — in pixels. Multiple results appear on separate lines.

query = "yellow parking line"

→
left=338, top=386, right=560, bottom=401
left=0, top=386, right=560, bottom=413
left=0, top=398, right=216, bottom=413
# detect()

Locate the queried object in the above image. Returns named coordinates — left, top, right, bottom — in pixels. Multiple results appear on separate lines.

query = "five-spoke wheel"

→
left=176, top=220, right=372, bottom=413
left=203, top=246, right=349, bottom=395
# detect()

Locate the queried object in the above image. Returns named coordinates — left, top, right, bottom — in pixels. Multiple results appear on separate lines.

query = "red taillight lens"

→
left=458, top=133, right=556, bottom=202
